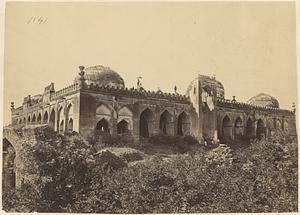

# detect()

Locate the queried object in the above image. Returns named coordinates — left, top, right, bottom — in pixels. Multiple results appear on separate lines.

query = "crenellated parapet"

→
left=50, top=83, right=80, bottom=100
left=216, top=98, right=294, bottom=115
left=83, top=83, right=190, bottom=104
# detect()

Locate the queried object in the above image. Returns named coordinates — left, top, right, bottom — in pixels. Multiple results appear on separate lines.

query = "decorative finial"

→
left=232, top=96, right=236, bottom=102
left=10, top=102, right=14, bottom=110
left=137, top=76, right=142, bottom=90
left=174, top=85, right=177, bottom=94
left=78, top=66, right=85, bottom=88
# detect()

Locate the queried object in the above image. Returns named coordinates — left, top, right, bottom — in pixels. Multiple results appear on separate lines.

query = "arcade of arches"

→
left=219, top=115, right=267, bottom=142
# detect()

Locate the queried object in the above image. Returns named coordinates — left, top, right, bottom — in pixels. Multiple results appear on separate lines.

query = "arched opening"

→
left=43, top=111, right=48, bottom=124
left=32, top=114, right=36, bottom=123
left=117, top=120, right=129, bottom=134
left=59, top=120, right=64, bottom=133
left=68, top=118, right=73, bottom=132
left=177, top=111, right=190, bottom=136
left=57, top=107, right=64, bottom=133
left=245, top=118, right=254, bottom=139
left=28, top=116, right=31, bottom=123
left=96, top=118, right=110, bottom=133
left=49, top=109, right=55, bottom=129
left=23, top=117, right=26, bottom=124
left=234, top=117, right=243, bottom=140
left=139, top=108, right=154, bottom=138
left=159, top=110, right=172, bottom=135
left=2, top=138, right=16, bottom=191
left=256, top=119, right=265, bottom=140
left=222, top=115, right=232, bottom=141
left=37, top=113, right=42, bottom=124
left=66, top=104, right=73, bottom=132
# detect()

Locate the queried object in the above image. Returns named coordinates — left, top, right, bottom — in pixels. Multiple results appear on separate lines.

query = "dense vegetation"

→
left=3, top=127, right=298, bottom=213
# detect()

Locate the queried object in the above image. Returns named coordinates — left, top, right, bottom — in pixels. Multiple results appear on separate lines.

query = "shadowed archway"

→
left=139, top=108, right=154, bottom=138
left=177, top=112, right=190, bottom=136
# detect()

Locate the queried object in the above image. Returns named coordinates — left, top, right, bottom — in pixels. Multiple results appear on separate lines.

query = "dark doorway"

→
left=177, top=112, right=189, bottom=136
left=256, top=119, right=265, bottom=140
left=234, top=117, right=243, bottom=140
left=139, top=108, right=153, bottom=138
left=43, top=111, right=48, bottom=124
left=222, top=115, right=232, bottom=140
left=117, top=120, right=129, bottom=134
left=245, top=118, right=254, bottom=139
left=50, top=109, right=55, bottom=129
left=96, top=118, right=110, bottom=133
left=159, top=110, right=171, bottom=135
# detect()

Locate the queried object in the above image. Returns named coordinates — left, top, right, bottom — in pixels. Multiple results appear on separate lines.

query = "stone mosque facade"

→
left=8, top=65, right=296, bottom=143
left=2, top=65, right=297, bottom=190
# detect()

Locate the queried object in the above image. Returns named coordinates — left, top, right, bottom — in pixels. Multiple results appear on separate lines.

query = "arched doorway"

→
left=96, top=118, right=110, bottom=133
left=117, top=120, right=129, bottom=134
left=222, top=115, right=232, bottom=140
left=67, top=118, right=73, bottom=132
left=43, top=111, right=48, bottom=124
left=37, top=113, right=42, bottom=124
left=139, top=108, right=154, bottom=138
left=159, top=110, right=172, bottom=135
left=177, top=111, right=190, bottom=136
left=28, top=116, right=31, bottom=123
left=66, top=104, right=73, bottom=131
left=256, top=119, right=265, bottom=140
left=2, top=138, right=16, bottom=191
left=234, top=117, right=243, bottom=140
left=49, top=109, right=55, bottom=129
left=32, top=114, right=36, bottom=123
left=57, top=107, right=64, bottom=133
left=245, top=118, right=254, bottom=139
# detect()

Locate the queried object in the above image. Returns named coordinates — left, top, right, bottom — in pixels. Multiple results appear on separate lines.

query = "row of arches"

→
left=14, top=103, right=74, bottom=133
left=94, top=107, right=190, bottom=138
left=221, top=115, right=266, bottom=142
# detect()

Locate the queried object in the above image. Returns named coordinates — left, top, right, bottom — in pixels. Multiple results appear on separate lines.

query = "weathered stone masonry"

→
left=3, top=65, right=297, bottom=192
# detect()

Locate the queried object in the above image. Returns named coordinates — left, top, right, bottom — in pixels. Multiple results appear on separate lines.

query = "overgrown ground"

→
left=3, top=127, right=298, bottom=213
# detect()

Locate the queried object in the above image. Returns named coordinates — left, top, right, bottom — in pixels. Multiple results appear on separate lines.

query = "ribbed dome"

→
left=247, top=93, right=279, bottom=108
left=75, top=65, right=125, bottom=88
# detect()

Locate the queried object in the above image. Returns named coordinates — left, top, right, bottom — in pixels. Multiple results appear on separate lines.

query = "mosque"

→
left=9, top=65, right=296, bottom=143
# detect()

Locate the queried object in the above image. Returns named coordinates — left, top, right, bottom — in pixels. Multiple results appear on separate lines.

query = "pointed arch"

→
left=117, top=120, right=129, bottom=134
left=245, top=118, right=254, bottom=139
left=234, top=117, right=243, bottom=140
left=118, top=106, right=133, bottom=117
left=66, top=104, right=73, bottom=131
left=96, top=118, right=110, bottom=133
left=32, top=114, right=36, bottom=123
left=256, top=119, right=265, bottom=140
left=28, top=115, right=31, bottom=123
left=57, top=106, right=64, bottom=133
left=68, top=118, right=73, bottom=132
left=37, top=113, right=42, bottom=123
left=96, top=104, right=112, bottom=116
left=139, top=108, right=154, bottom=138
left=159, top=110, right=172, bottom=135
left=222, top=115, right=232, bottom=140
left=177, top=111, right=190, bottom=136
left=49, top=109, right=55, bottom=129
left=43, top=111, right=48, bottom=124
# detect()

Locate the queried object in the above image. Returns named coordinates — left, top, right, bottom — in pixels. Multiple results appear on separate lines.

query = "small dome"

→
left=75, top=65, right=125, bottom=88
left=247, top=93, right=279, bottom=108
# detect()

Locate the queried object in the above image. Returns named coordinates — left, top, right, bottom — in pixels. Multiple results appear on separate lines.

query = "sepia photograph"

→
left=1, top=1, right=298, bottom=213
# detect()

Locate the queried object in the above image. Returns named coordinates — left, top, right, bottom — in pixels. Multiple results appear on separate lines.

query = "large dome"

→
left=247, top=93, right=279, bottom=108
left=75, top=65, right=125, bottom=88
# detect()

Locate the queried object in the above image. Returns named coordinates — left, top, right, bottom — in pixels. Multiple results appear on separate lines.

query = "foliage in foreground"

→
left=2, top=127, right=298, bottom=213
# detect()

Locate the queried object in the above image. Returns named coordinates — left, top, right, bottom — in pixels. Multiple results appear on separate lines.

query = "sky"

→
left=3, top=2, right=297, bottom=125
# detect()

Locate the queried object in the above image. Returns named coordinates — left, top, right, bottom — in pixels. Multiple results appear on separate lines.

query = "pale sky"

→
left=4, top=2, right=297, bottom=125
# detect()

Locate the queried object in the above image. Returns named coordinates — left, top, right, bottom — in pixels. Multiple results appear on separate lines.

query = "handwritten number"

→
left=27, top=16, right=48, bottom=24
